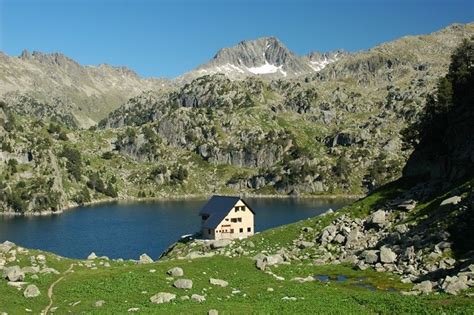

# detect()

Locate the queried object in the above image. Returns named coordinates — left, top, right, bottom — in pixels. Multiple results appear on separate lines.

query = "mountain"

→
left=179, top=37, right=348, bottom=80
left=0, top=50, right=169, bottom=127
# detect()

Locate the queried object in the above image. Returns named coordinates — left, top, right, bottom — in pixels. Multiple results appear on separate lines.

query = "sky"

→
left=0, top=0, right=472, bottom=78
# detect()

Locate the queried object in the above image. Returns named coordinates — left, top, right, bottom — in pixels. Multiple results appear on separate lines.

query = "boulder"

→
left=23, top=284, right=40, bottom=298
left=298, top=241, right=315, bottom=249
left=256, top=259, right=266, bottom=270
left=87, top=252, right=97, bottom=260
left=366, top=210, right=387, bottom=228
left=210, top=239, right=232, bottom=249
left=22, top=266, right=40, bottom=274
left=265, top=254, right=284, bottom=266
left=345, top=228, right=359, bottom=245
left=210, top=278, right=228, bottom=287
left=173, top=279, right=193, bottom=289
left=443, top=276, right=469, bottom=295
left=334, top=234, right=346, bottom=244
left=440, top=196, right=461, bottom=207
left=167, top=267, right=184, bottom=277
left=413, top=281, right=433, bottom=294
left=191, top=294, right=206, bottom=302
left=208, top=310, right=219, bottom=315
left=139, top=254, right=153, bottom=264
left=0, top=242, right=13, bottom=254
left=3, top=266, right=25, bottom=282
left=380, top=247, right=397, bottom=264
left=95, top=300, right=105, bottom=307
left=302, top=227, right=314, bottom=233
left=361, top=250, right=379, bottom=264
left=150, top=292, right=176, bottom=304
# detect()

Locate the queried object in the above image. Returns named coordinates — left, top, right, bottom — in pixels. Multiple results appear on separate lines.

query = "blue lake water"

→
left=0, top=197, right=351, bottom=260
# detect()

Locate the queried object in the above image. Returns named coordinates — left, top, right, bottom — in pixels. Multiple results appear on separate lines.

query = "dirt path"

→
left=42, top=263, right=75, bottom=315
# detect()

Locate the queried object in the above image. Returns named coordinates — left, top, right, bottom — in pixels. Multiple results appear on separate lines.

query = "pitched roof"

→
left=199, top=195, right=254, bottom=229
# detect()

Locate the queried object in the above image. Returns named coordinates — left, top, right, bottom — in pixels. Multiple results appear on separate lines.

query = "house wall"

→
left=202, top=200, right=254, bottom=240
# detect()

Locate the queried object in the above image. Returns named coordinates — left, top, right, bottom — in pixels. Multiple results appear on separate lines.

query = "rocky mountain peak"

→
left=180, top=36, right=345, bottom=81
left=19, top=49, right=80, bottom=67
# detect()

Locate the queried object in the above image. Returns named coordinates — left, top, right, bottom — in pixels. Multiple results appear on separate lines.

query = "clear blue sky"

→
left=0, top=0, right=472, bottom=78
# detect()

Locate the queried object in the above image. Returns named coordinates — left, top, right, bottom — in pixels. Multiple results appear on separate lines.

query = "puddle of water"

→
left=336, top=275, right=347, bottom=282
left=314, top=275, right=329, bottom=282
left=356, top=283, right=377, bottom=291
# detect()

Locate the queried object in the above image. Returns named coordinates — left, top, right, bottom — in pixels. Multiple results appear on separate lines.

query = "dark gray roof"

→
left=199, top=195, right=254, bottom=229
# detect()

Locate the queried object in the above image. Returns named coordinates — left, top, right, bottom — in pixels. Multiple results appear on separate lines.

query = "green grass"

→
left=2, top=253, right=473, bottom=314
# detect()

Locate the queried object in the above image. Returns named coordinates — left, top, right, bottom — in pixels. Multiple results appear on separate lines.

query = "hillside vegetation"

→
left=1, top=24, right=473, bottom=215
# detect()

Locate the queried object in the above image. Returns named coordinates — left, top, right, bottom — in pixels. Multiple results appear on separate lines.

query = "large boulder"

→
left=298, top=241, right=315, bottom=249
left=210, top=278, right=228, bottom=287
left=366, top=210, right=387, bottom=229
left=150, top=292, right=176, bottom=304
left=167, top=267, right=184, bottom=277
left=440, top=196, right=461, bottom=207
left=442, top=276, right=469, bottom=295
left=0, top=241, right=14, bottom=254
left=173, top=279, right=193, bottom=289
left=210, top=239, right=232, bottom=249
left=380, top=246, right=397, bottom=263
left=3, top=266, right=25, bottom=282
left=87, top=252, right=97, bottom=260
left=23, top=284, right=40, bottom=298
left=139, top=254, right=153, bottom=264
left=413, top=281, right=433, bottom=294
left=265, top=254, right=284, bottom=266
left=361, top=250, right=379, bottom=264
left=191, top=294, right=206, bottom=302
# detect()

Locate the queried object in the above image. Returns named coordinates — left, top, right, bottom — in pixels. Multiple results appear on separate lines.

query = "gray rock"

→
left=380, top=246, right=397, bottom=263
left=3, top=266, right=25, bottom=282
left=210, top=239, right=232, bottom=249
left=139, top=254, right=153, bottom=264
left=334, top=234, right=346, bottom=244
left=95, top=300, right=105, bottom=307
left=301, top=227, right=314, bottom=233
left=210, top=278, right=228, bottom=287
left=167, top=267, right=184, bottom=277
left=413, top=281, right=433, bottom=294
left=173, top=279, right=193, bottom=289
left=256, top=259, right=266, bottom=270
left=22, top=266, right=40, bottom=274
left=265, top=254, right=284, bottom=266
left=208, top=310, right=219, bottom=315
left=367, top=210, right=387, bottom=228
left=361, top=250, right=379, bottom=264
left=443, top=276, right=469, bottom=295
left=191, top=294, right=206, bottom=302
left=440, top=196, right=461, bottom=207
left=298, top=241, right=315, bottom=249
left=23, top=284, right=40, bottom=298
left=87, top=252, right=97, bottom=260
left=150, top=292, right=176, bottom=304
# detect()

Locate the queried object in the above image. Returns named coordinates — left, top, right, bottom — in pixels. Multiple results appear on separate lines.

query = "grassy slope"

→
left=1, top=179, right=474, bottom=314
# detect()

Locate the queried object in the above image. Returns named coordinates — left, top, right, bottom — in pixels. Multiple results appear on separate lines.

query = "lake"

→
left=0, top=197, right=351, bottom=260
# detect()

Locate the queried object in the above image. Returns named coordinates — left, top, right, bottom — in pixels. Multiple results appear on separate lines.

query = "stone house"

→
left=199, top=195, right=255, bottom=240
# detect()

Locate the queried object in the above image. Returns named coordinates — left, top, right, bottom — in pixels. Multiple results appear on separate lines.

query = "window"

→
left=238, top=218, right=242, bottom=222
left=231, top=218, right=242, bottom=223
left=239, top=228, right=243, bottom=233
left=247, top=227, right=251, bottom=232
left=225, top=218, right=229, bottom=221
left=208, top=229, right=211, bottom=234
left=234, top=206, right=239, bottom=212
left=230, top=229, right=234, bottom=233
left=241, top=206, right=246, bottom=211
